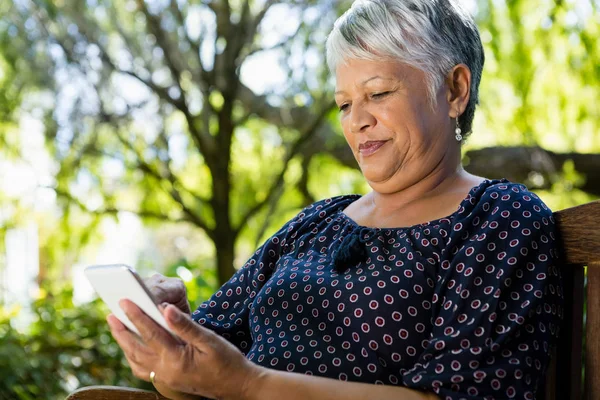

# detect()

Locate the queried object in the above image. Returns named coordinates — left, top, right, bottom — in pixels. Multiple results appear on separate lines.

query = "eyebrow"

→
left=335, top=75, right=395, bottom=95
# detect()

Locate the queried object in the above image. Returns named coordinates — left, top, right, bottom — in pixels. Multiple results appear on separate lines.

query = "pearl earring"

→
left=455, top=114, right=463, bottom=142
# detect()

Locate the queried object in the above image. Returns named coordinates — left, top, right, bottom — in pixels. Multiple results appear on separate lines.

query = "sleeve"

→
left=190, top=204, right=316, bottom=354
left=401, top=186, right=564, bottom=400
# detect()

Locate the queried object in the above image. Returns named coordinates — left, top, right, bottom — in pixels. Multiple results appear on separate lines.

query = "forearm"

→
left=241, top=366, right=439, bottom=400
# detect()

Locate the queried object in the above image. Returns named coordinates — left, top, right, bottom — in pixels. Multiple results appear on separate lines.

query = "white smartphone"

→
left=84, top=264, right=175, bottom=337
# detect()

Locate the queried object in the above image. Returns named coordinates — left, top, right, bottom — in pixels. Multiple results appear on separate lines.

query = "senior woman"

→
left=107, top=1, right=563, bottom=399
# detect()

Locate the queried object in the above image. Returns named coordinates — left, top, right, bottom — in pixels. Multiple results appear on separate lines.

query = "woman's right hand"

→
left=144, top=273, right=191, bottom=315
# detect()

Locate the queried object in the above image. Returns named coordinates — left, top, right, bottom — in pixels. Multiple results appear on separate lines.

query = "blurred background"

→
left=0, top=0, right=598, bottom=398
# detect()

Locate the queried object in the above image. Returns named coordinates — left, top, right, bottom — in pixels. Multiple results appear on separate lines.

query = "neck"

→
left=368, top=148, right=466, bottom=212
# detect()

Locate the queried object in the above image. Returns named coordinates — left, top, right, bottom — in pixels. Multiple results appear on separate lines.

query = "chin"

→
left=360, top=167, right=393, bottom=185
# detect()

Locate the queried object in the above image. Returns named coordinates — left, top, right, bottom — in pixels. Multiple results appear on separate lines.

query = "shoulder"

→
left=282, top=195, right=360, bottom=233
left=294, top=195, right=359, bottom=221
left=448, top=179, right=558, bottom=251
left=444, top=180, right=561, bottom=273
left=462, top=179, right=554, bottom=222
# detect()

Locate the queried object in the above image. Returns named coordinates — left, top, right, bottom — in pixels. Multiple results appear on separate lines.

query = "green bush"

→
left=0, top=284, right=154, bottom=400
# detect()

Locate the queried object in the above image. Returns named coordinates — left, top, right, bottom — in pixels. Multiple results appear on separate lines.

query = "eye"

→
left=371, top=91, right=391, bottom=99
left=338, top=103, right=350, bottom=113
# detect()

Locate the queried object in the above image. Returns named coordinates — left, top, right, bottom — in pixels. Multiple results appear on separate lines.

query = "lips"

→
left=358, top=140, right=389, bottom=156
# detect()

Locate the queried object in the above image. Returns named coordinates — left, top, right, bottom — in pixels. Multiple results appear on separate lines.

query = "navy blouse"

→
left=192, top=179, right=563, bottom=400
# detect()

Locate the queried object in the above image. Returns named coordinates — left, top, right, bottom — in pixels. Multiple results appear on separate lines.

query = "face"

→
left=334, top=59, right=456, bottom=194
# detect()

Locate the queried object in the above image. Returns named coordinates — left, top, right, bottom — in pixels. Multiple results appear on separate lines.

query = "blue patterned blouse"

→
left=192, top=179, right=563, bottom=400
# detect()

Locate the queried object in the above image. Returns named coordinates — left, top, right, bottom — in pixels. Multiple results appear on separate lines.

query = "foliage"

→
left=469, top=0, right=600, bottom=152
left=0, top=284, right=150, bottom=400
left=0, top=0, right=346, bottom=286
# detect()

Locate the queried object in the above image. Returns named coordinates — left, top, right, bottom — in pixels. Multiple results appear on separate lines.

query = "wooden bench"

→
left=542, top=199, right=600, bottom=399
left=66, top=200, right=600, bottom=400
left=66, top=386, right=168, bottom=400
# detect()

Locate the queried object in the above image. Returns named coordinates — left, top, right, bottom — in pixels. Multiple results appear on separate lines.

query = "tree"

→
left=1, top=0, right=598, bottom=287
left=463, top=0, right=600, bottom=197
left=2, top=0, right=349, bottom=285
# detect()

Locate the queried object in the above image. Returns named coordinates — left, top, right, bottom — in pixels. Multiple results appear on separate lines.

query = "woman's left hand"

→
left=107, top=300, right=263, bottom=400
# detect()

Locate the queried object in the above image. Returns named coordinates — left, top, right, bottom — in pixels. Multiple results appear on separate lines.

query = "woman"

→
left=108, top=1, right=563, bottom=399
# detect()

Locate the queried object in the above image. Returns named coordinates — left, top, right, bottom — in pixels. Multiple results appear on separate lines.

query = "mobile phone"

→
left=84, top=264, right=175, bottom=337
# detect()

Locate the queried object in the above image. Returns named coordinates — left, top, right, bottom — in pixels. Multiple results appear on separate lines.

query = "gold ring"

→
left=150, top=370, right=156, bottom=385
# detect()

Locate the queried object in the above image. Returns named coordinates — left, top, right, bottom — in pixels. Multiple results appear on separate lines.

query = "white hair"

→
left=326, top=0, right=485, bottom=136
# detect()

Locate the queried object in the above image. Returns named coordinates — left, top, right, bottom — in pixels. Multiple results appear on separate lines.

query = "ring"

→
left=150, top=370, right=156, bottom=385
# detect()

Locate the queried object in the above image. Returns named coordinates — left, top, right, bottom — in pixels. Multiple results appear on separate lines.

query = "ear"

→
left=445, top=64, right=471, bottom=117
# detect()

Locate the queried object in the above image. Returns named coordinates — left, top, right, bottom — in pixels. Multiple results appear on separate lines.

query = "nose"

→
left=350, top=103, right=376, bottom=133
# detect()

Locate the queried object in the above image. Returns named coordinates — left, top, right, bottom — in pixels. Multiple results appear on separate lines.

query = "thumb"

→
left=165, top=304, right=214, bottom=347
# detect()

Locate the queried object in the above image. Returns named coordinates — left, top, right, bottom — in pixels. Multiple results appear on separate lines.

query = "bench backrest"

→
left=542, top=200, right=600, bottom=399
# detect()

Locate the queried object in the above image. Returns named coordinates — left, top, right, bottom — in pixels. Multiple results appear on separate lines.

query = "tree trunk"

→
left=211, top=159, right=236, bottom=285
left=212, top=91, right=236, bottom=285
left=214, top=229, right=236, bottom=287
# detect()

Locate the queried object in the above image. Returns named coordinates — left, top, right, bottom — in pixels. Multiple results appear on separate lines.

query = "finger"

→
left=147, top=273, right=165, bottom=284
left=107, top=314, right=126, bottom=332
left=118, top=347, right=154, bottom=382
left=157, top=278, right=185, bottom=304
left=129, top=363, right=153, bottom=382
left=119, top=299, right=178, bottom=351
left=145, top=273, right=166, bottom=292
left=108, top=317, right=157, bottom=372
left=108, top=315, right=167, bottom=383
left=108, top=314, right=154, bottom=357
left=165, top=304, right=214, bottom=347
left=145, top=274, right=167, bottom=300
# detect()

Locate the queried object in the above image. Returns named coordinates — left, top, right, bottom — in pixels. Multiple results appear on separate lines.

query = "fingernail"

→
left=159, top=302, right=169, bottom=312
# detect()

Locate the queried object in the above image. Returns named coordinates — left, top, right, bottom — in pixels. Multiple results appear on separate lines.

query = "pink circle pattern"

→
left=192, top=179, right=563, bottom=400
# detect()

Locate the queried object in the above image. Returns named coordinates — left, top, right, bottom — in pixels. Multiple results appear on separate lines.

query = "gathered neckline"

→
left=337, top=178, right=509, bottom=232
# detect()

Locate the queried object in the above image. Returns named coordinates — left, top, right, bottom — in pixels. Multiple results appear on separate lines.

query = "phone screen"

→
left=84, top=264, right=176, bottom=336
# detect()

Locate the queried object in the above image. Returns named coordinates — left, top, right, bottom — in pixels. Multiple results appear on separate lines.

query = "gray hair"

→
left=326, top=0, right=485, bottom=137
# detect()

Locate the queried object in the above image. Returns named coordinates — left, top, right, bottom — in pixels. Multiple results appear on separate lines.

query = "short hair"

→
left=326, top=0, right=485, bottom=137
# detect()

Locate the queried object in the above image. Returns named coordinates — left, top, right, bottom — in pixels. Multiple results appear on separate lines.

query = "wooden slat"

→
left=65, top=386, right=168, bottom=400
left=554, top=264, right=585, bottom=400
left=585, top=262, right=600, bottom=400
left=554, top=200, right=600, bottom=265
left=543, top=347, right=557, bottom=400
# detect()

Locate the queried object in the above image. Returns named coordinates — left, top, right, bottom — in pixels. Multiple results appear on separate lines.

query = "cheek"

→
left=381, top=107, right=431, bottom=144
left=377, top=110, right=411, bottom=141
left=341, top=118, right=356, bottom=147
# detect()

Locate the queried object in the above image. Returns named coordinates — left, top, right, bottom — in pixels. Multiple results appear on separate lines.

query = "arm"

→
left=244, top=367, right=440, bottom=400
left=400, top=184, right=563, bottom=399
left=190, top=202, right=316, bottom=351
left=114, top=301, right=440, bottom=400
left=150, top=362, right=440, bottom=400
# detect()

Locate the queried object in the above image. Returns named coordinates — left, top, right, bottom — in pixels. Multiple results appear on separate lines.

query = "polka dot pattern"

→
left=192, top=179, right=563, bottom=399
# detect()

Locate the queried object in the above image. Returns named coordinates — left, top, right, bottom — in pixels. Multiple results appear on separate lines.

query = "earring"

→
left=454, top=114, right=463, bottom=142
